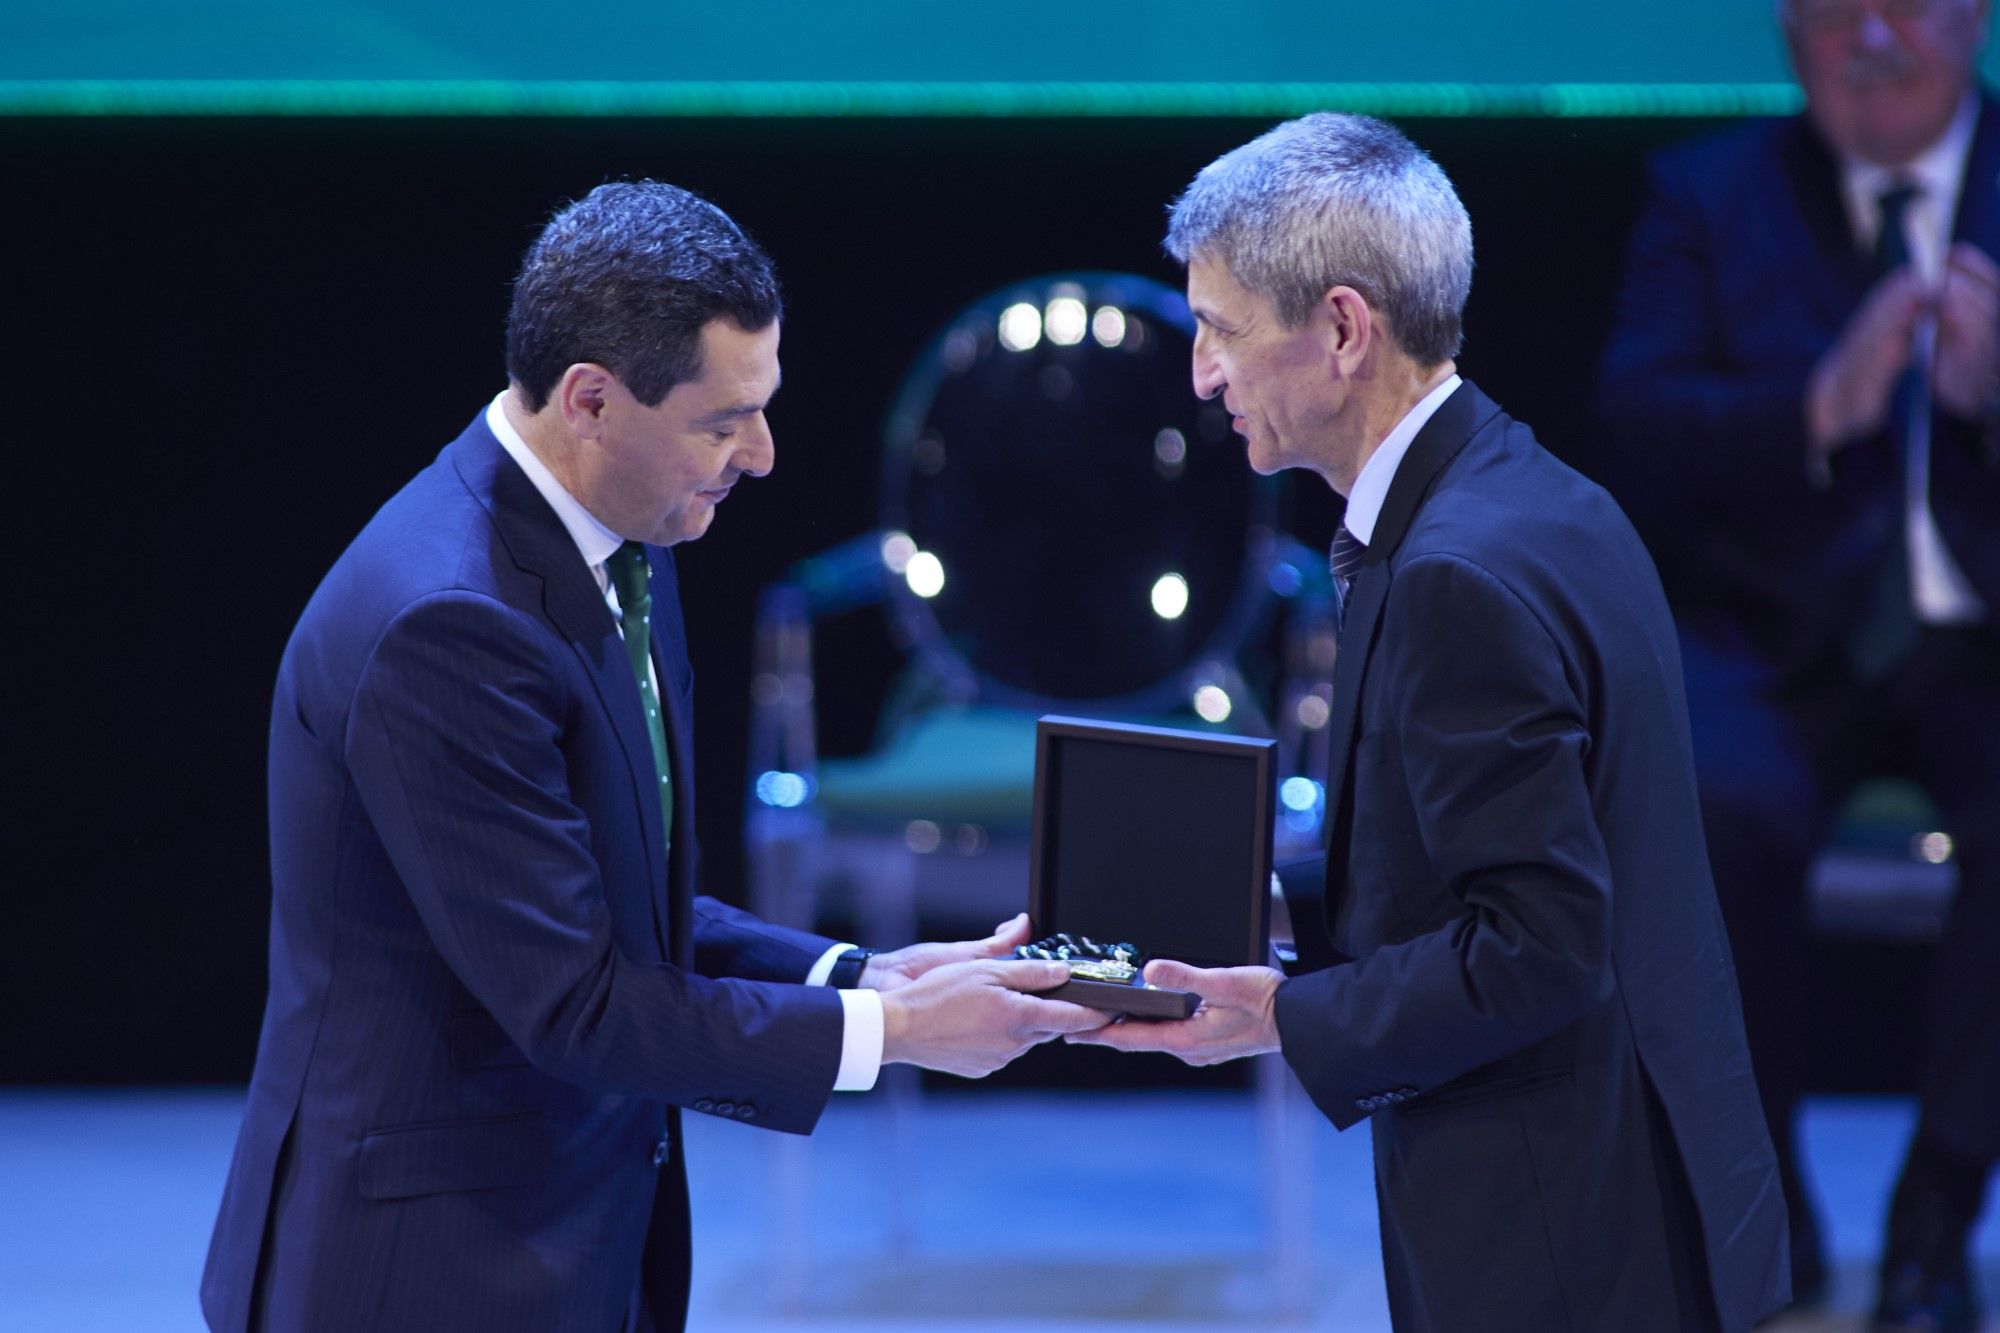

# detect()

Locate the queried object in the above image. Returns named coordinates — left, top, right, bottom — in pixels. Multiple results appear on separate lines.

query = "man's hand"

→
left=1807, top=266, right=1928, bottom=459
left=877, top=958, right=1108, bottom=1078
left=1934, top=242, right=2000, bottom=423
left=860, top=912, right=1033, bottom=994
left=1065, top=960, right=1284, bottom=1067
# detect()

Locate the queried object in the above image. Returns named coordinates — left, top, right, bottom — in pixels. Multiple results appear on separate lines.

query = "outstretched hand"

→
left=878, top=957, right=1109, bottom=1078
left=1065, top=959, right=1285, bottom=1067
left=861, top=912, right=1034, bottom=993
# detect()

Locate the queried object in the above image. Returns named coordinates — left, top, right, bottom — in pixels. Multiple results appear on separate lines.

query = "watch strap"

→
left=826, top=947, right=874, bottom=989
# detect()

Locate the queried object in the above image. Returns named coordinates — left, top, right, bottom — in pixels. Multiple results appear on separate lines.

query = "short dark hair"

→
left=505, top=181, right=782, bottom=411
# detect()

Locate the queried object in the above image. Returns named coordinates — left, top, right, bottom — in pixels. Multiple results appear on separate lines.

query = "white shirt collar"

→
left=1340, top=374, right=1461, bottom=546
left=1839, top=91, right=1978, bottom=285
left=485, top=391, right=624, bottom=588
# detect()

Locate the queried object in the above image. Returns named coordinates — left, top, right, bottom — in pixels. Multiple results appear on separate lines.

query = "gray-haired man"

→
left=1076, top=114, right=1789, bottom=1331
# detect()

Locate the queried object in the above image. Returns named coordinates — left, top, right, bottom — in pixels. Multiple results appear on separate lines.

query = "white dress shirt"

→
left=486, top=393, right=882, bottom=1092
left=1837, top=93, right=1987, bottom=625
left=1342, top=374, right=1462, bottom=544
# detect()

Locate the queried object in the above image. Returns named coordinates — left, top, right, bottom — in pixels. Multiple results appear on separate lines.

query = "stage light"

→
left=1279, top=776, right=1323, bottom=812
left=1153, top=428, right=1186, bottom=465
left=754, top=770, right=811, bottom=808
left=1916, top=832, right=1954, bottom=864
left=1150, top=573, right=1190, bottom=620
left=905, top=820, right=943, bottom=854
left=905, top=550, right=946, bottom=598
left=880, top=530, right=917, bottom=574
left=998, top=302, right=1042, bottom=352
left=1045, top=296, right=1087, bottom=347
left=942, top=327, right=979, bottom=372
left=1193, top=684, right=1232, bottom=723
left=1283, top=807, right=1322, bottom=836
left=1092, top=305, right=1127, bottom=348
left=1295, top=695, right=1330, bottom=730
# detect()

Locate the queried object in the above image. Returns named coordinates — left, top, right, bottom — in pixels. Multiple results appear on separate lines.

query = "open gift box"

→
left=1021, top=716, right=1276, bottom=1019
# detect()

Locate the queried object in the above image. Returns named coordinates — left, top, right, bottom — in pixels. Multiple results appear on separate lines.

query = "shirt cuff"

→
left=804, top=941, right=854, bottom=988
left=833, top=987, right=884, bottom=1092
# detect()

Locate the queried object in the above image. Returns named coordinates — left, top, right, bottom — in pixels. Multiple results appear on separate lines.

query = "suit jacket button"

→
left=652, top=1137, right=671, bottom=1167
left=694, top=1098, right=715, bottom=1113
left=734, top=1105, right=756, bottom=1120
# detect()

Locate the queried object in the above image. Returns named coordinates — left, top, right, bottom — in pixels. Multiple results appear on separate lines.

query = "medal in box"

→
left=1021, top=716, right=1275, bottom=1019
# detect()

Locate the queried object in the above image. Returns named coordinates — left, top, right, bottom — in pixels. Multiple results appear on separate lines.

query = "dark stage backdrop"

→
left=3, top=113, right=1711, bottom=1082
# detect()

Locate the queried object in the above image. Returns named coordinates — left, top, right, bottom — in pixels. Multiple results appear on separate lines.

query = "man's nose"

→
left=1854, top=10, right=1899, bottom=53
left=1191, top=332, right=1224, bottom=402
left=736, top=413, right=774, bottom=478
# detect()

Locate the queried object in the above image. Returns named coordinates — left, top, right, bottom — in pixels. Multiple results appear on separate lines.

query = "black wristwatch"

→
left=826, top=947, right=874, bottom=989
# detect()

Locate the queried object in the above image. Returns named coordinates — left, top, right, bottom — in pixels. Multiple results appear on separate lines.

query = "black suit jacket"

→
left=202, top=412, right=847, bottom=1333
left=1598, top=97, right=2000, bottom=672
left=1275, top=383, right=1788, bottom=1331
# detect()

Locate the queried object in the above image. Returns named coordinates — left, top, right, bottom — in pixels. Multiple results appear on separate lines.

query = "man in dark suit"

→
left=199, top=181, right=1101, bottom=1333
left=1597, top=2, right=2000, bottom=1324
left=1074, top=113, right=1789, bottom=1331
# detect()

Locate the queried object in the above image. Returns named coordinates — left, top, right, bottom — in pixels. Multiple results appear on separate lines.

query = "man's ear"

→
left=1320, top=286, right=1376, bottom=376
left=555, top=363, right=615, bottom=438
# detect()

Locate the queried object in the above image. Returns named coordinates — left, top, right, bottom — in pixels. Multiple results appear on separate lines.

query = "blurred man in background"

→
left=1598, top=2, right=2000, bottom=1325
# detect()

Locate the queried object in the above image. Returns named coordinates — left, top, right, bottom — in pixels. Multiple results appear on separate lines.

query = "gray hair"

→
left=1165, top=113, right=1473, bottom=366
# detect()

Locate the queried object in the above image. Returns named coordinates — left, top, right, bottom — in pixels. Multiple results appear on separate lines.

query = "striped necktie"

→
left=606, top=541, right=674, bottom=847
left=1331, top=524, right=1366, bottom=631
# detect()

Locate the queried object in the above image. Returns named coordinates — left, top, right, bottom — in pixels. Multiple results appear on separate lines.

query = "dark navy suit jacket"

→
left=201, top=412, right=846, bottom=1332
left=1275, top=384, right=1789, bottom=1331
left=1598, top=98, right=2000, bottom=673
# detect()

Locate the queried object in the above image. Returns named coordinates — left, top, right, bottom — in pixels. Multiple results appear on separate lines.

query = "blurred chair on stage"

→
left=742, top=271, right=1337, bottom=1313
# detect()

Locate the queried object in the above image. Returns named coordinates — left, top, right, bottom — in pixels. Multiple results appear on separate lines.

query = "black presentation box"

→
left=1026, top=716, right=1275, bottom=1015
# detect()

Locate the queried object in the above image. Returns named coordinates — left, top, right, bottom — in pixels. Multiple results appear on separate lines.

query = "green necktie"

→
left=607, top=541, right=673, bottom=847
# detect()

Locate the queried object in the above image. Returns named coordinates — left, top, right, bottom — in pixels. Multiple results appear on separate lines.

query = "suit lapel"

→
left=452, top=418, right=672, bottom=957
left=1320, top=564, right=1387, bottom=839
left=1954, top=97, right=2000, bottom=255
left=1320, top=382, right=1496, bottom=906
left=647, top=548, right=697, bottom=970
left=542, top=552, right=675, bottom=963
left=1778, top=115, right=1875, bottom=325
left=1958, top=98, right=2000, bottom=466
